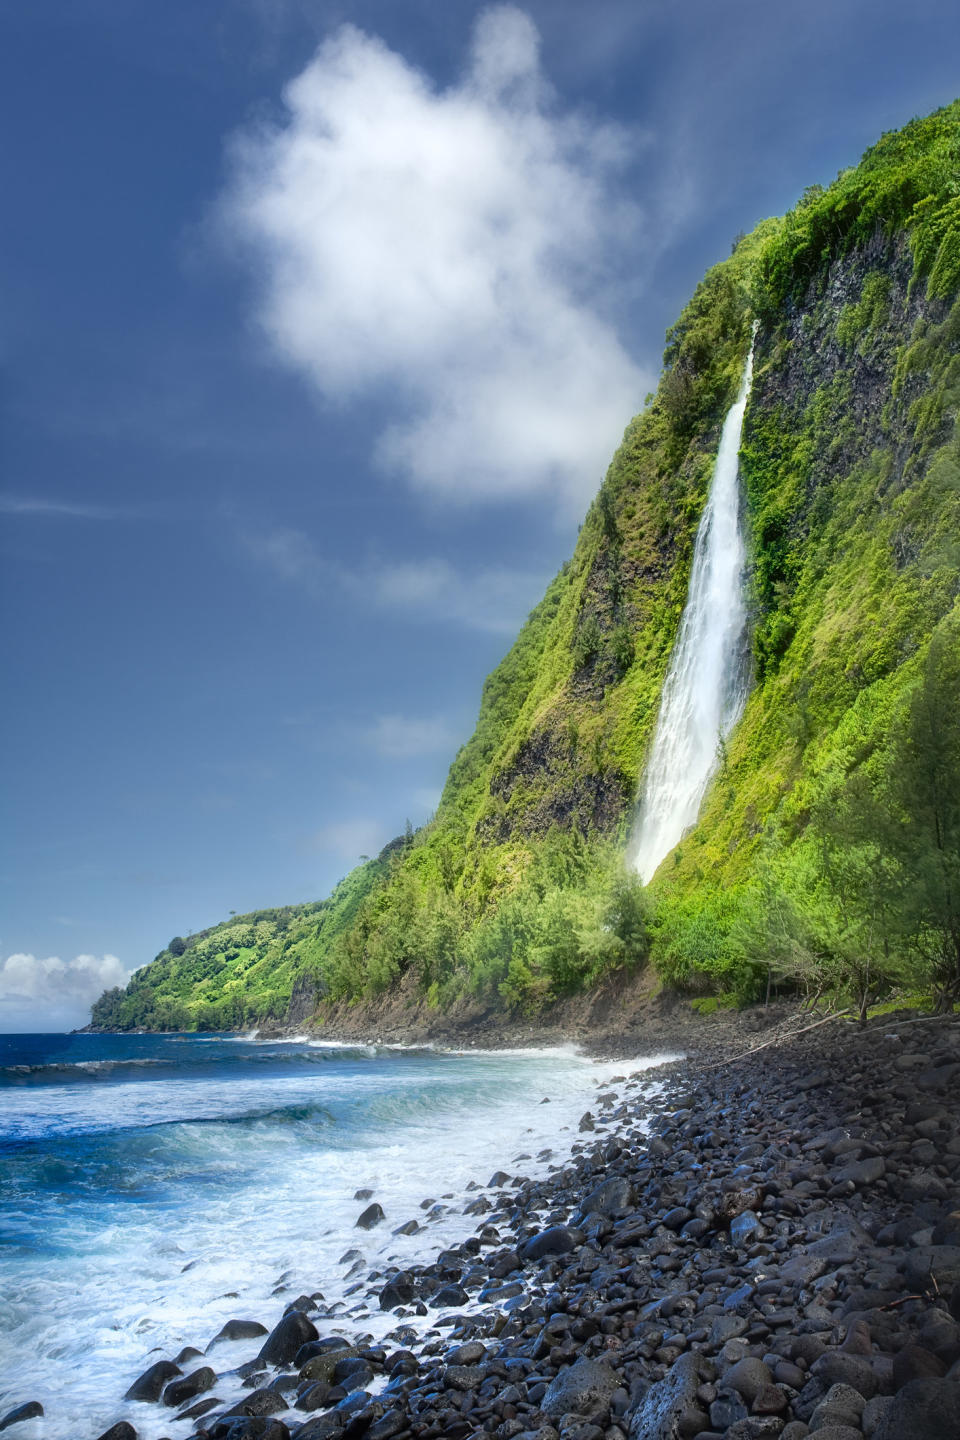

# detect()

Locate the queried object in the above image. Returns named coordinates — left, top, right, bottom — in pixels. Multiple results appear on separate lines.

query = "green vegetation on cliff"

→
left=91, top=100, right=960, bottom=1032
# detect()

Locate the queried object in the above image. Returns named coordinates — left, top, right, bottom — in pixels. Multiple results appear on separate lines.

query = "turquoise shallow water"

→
left=0, top=1031, right=668, bottom=1440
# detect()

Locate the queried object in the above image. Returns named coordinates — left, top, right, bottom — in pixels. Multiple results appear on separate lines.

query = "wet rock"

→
left=333, top=1360, right=373, bottom=1395
left=521, top=1227, right=578, bottom=1262
left=211, top=1320, right=270, bottom=1347
left=294, top=1382, right=331, bottom=1413
left=259, top=1311, right=319, bottom=1366
left=163, top=1367, right=217, bottom=1407
left=379, top=1274, right=416, bottom=1310
left=178, top=1396, right=222, bottom=1421
left=442, top=1364, right=485, bottom=1391
left=429, top=1283, right=469, bottom=1308
left=540, top=1357, right=620, bottom=1420
left=205, top=1419, right=291, bottom=1440
left=577, top=1176, right=634, bottom=1220
left=222, top=1388, right=291, bottom=1419
left=300, top=1347, right=361, bottom=1386
left=125, top=1360, right=183, bottom=1402
left=355, top=1203, right=386, bottom=1230
left=0, top=1406, right=44, bottom=1434
left=94, top=1426, right=137, bottom=1440
left=447, top=1341, right=486, bottom=1365
left=626, top=1351, right=713, bottom=1439
left=288, top=1415, right=345, bottom=1440
left=366, top=1410, right=407, bottom=1440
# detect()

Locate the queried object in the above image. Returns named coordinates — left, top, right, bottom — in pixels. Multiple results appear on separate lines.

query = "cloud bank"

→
left=365, top=713, right=455, bottom=759
left=0, top=952, right=130, bottom=1032
left=220, top=6, right=648, bottom=511
left=240, top=521, right=546, bottom=634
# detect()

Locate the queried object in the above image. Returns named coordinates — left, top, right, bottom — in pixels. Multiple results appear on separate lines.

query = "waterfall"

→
left=632, top=337, right=755, bottom=883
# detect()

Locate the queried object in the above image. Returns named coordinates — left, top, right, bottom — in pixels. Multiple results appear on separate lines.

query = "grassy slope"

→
left=91, top=101, right=960, bottom=1030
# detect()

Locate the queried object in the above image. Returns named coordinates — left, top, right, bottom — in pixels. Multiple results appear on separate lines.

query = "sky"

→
left=3, top=0, right=959, bottom=1032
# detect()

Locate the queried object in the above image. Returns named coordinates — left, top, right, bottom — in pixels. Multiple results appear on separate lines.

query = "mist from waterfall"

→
left=632, top=339, right=755, bottom=884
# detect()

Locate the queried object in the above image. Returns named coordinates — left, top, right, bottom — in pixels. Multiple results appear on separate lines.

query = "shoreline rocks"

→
left=18, top=1009, right=960, bottom=1440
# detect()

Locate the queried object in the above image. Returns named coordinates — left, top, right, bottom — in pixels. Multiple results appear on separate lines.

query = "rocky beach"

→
left=8, top=1008, right=960, bottom=1440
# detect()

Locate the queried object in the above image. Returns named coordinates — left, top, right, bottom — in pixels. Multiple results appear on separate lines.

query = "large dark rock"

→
left=833, top=1155, right=885, bottom=1185
left=163, top=1367, right=217, bottom=1407
left=442, top=1365, right=485, bottom=1392
left=378, top=1273, right=415, bottom=1310
left=221, top=1388, right=291, bottom=1419
left=893, top=1344, right=947, bottom=1390
left=627, top=1351, right=713, bottom=1439
left=95, top=1426, right=137, bottom=1440
left=811, top=1350, right=878, bottom=1399
left=299, top=1347, right=361, bottom=1386
left=205, top=1420, right=291, bottom=1440
left=577, top=1176, right=634, bottom=1220
left=723, top=1358, right=773, bottom=1404
left=259, top=1311, right=319, bottom=1366
left=125, top=1360, right=182, bottom=1402
left=428, top=1283, right=469, bottom=1308
left=541, top=1356, right=620, bottom=1420
left=211, top=1320, right=270, bottom=1347
left=906, top=1246, right=960, bottom=1294
left=872, top=1379, right=960, bottom=1439
left=288, top=1416, right=344, bottom=1440
left=0, top=1406, right=44, bottom=1433
left=520, top=1225, right=578, bottom=1262
left=355, top=1204, right=385, bottom=1230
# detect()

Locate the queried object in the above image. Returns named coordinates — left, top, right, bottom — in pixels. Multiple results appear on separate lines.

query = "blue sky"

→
left=3, top=0, right=959, bottom=1031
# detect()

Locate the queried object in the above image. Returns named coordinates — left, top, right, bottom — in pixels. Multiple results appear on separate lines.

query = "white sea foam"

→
left=0, top=1042, right=675, bottom=1440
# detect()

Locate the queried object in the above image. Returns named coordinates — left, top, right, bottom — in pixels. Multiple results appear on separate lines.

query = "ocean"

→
left=0, top=1032, right=669, bottom=1439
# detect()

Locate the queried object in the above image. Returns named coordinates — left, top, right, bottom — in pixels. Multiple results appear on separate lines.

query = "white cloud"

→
left=365, top=714, right=455, bottom=759
left=0, top=952, right=131, bottom=1033
left=0, top=496, right=140, bottom=520
left=219, top=6, right=650, bottom=511
left=307, top=819, right=388, bottom=861
left=241, top=523, right=545, bottom=634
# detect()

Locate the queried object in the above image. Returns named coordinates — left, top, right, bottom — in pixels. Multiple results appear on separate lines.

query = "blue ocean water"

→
left=0, top=1032, right=668, bottom=1440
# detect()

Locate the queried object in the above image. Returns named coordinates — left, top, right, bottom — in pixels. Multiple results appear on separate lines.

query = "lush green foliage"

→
left=92, top=101, right=960, bottom=1029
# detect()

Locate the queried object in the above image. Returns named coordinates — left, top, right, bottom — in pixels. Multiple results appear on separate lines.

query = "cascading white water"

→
left=632, top=337, right=755, bottom=883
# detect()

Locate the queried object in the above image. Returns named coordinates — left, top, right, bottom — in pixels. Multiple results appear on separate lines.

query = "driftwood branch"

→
left=701, top=1009, right=853, bottom=1069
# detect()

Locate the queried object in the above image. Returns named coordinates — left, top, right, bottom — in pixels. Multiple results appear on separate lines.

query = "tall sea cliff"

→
left=91, top=101, right=960, bottom=1033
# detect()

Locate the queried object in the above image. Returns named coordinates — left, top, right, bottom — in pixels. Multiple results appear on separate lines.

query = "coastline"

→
left=21, top=1005, right=960, bottom=1440
left=257, top=974, right=805, bottom=1064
